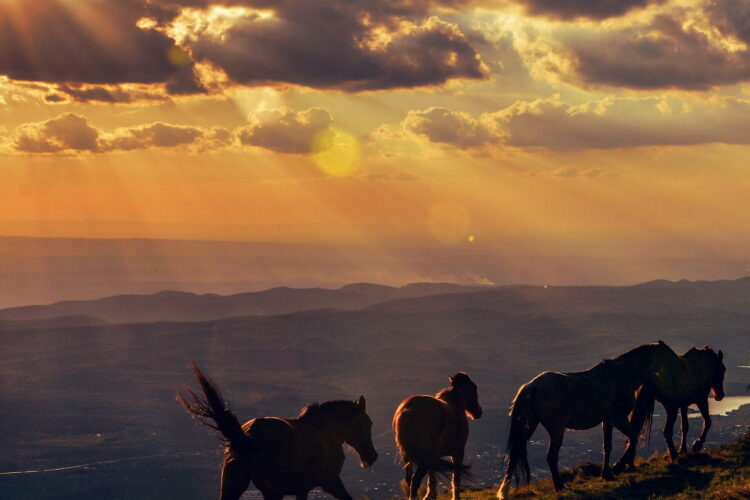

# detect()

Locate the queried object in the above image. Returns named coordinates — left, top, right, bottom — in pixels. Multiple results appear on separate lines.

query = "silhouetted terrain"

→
left=2, top=278, right=750, bottom=499
left=0, top=282, right=481, bottom=323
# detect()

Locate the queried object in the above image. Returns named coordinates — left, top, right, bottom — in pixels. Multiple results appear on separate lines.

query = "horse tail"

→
left=636, top=384, right=656, bottom=447
left=177, top=363, right=251, bottom=452
left=393, top=404, right=471, bottom=482
left=503, top=383, right=537, bottom=486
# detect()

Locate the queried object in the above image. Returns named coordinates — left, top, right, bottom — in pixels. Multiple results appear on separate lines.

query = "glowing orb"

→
left=312, top=127, right=361, bottom=177
left=426, top=202, right=472, bottom=245
left=167, top=46, right=191, bottom=67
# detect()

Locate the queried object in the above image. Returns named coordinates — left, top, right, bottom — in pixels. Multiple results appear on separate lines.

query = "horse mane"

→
left=683, top=345, right=715, bottom=360
left=298, top=400, right=359, bottom=422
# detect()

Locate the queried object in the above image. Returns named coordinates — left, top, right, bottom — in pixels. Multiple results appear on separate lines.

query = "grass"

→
left=438, top=433, right=750, bottom=499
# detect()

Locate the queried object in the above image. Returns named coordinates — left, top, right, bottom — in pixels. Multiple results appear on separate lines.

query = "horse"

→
left=496, top=341, right=679, bottom=498
left=177, top=364, right=378, bottom=500
left=393, top=372, right=482, bottom=500
left=621, top=346, right=725, bottom=466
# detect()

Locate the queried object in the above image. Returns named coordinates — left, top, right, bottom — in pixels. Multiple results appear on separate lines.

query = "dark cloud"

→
left=514, top=0, right=665, bottom=20
left=706, top=0, right=750, bottom=45
left=237, top=108, right=333, bottom=153
left=0, top=0, right=485, bottom=93
left=397, top=96, right=750, bottom=151
left=12, top=114, right=228, bottom=153
left=403, top=107, right=497, bottom=147
left=0, top=0, right=202, bottom=93
left=564, top=14, right=750, bottom=90
left=159, top=0, right=487, bottom=90
left=14, top=114, right=100, bottom=153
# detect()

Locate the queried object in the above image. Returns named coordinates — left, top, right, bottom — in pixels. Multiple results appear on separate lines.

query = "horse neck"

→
left=681, top=352, right=714, bottom=390
left=436, top=387, right=465, bottom=412
left=609, top=345, right=666, bottom=387
left=298, top=410, right=350, bottom=444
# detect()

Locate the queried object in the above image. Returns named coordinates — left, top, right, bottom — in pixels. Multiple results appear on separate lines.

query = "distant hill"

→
left=370, top=277, right=750, bottom=317
left=0, top=282, right=483, bottom=324
left=3, top=277, right=750, bottom=499
left=443, top=432, right=750, bottom=499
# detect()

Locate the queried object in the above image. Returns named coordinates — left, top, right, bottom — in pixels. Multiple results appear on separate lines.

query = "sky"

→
left=2, top=0, right=750, bottom=275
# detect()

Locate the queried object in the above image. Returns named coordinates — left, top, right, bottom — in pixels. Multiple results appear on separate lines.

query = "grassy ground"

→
left=440, top=433, right=750, bottom=499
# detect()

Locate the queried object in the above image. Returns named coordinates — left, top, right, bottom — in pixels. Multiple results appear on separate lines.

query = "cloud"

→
left=514, top=0, right=665, bottom=20
left=497, top=96, right=750, bottom=148
left=705, top=0, right=750, bottom=44
left=559, top=13, right=750, bottom=90
left=14, top=114, right=100, bottom=153
left=237, top=108, right=333, bottom=153
left=52, top=84, right=167, bottom=104
left=12, top=113, right=230, bottom=154
left=392, top=95, right=750, bottom=151
left=0, top=0, right=202, bottom=93
left=154, top=2, right=487, bottom=91
left=402, top=107, right=498, bottom=148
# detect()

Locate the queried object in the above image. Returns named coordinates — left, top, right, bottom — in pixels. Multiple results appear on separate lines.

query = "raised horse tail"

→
left=503, top=384, right=537, bottom=487
left=177, top=363, right=251, bottom=452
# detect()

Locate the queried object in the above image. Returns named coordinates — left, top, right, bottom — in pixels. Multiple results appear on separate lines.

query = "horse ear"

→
left=449, top=375, right=455, bottom=385
left=718, top=350, right=723, bottom=361
left=357, top=395, right=366, bottom=411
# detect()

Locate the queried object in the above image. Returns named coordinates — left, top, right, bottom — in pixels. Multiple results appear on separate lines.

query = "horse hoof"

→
left=612, top=462, right=625, bottom=474
left=601, top=472, right=615, bottom=481
left=692, top=442, right=703, bottom=453
left=497, top=481, right=511, bottom=499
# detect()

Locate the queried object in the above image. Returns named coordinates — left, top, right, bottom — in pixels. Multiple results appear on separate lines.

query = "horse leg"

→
left=601, top=422, right=614, bottom=480
left=612, top=414, right=637, bottom=473
left=219, top=456, right=251, bottom=500
left=321, top=475, right=353, bottom=500
left=692, top=399, right=712, bottom=453
left=546, top=427, right=565, bottom=492
left=409, top=463, right=428, bottom=500
left=423, top=471, right=437, bottom=500
left=450, top=451, right=464, bottom=500
left=663, top=405, right=679, bottom=461
left=678, top=406, right=689, bottom=456
left=401, top=464, right=414, bottom=496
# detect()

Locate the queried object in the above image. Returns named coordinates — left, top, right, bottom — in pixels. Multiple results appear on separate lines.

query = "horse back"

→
left=243, top=417, right=331, bottom=494
left=528, top=371, right=620, bottom=430
left=394, top=395, right=464, bottom=458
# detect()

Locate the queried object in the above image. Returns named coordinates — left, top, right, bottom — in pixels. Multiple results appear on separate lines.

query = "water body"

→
left=687, top=395, right=750, bottom=418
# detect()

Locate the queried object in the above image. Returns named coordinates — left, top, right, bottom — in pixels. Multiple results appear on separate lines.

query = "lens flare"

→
left=312, top=128, right=361, bottom=177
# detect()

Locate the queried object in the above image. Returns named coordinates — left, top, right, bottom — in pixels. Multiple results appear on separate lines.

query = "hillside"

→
left=2, top=277, right=750, bottom=499
left=0, top=282, right=482, bottom=323
left=447, top=433, right=750, bottom=499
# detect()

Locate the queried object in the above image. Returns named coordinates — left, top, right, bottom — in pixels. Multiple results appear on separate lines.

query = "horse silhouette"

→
left=178, top=364, right=378, bottom=500
left=393, top=372, right=482, bottom=500
left=497, top=341, right=679, bottom=498
left=622, top=345, right=725, bottom=466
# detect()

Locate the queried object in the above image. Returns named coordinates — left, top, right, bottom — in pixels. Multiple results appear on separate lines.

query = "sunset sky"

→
left=2, top=0, right=750, bottom=267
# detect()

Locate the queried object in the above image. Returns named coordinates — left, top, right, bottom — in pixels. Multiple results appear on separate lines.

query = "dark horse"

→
left=178, top=364, right=378, bottom=500
left=393, top=373, right=482, bottom=500
left=497, top=341, right=679, bottom=498
left=620, top=346, right=725, bottom=466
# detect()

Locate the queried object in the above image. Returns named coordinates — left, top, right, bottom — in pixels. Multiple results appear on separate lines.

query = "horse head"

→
left=706, top=347, right=726, bottom=401
left=450, top=372, right=482, bottom=419
left=345, top=396, right=378, bottom=467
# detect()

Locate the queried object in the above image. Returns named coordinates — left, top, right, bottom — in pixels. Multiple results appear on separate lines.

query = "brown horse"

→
left=393, top=373, right=482, bottom=500
left=497, top=341, right=679, bottom=498
left=178, top=364, right=378, bottom=500
left=621, top=346, right=725, bottom=466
